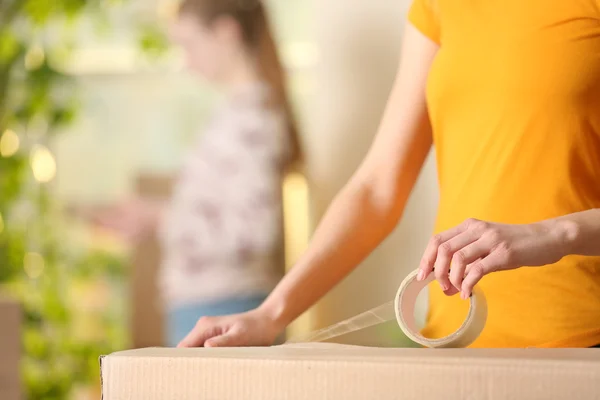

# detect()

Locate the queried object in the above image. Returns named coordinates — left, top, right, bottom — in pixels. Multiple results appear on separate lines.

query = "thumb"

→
left=205, top=331, right=241, bottom=348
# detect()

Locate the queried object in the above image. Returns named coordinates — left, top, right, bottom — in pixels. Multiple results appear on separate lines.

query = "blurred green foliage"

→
left=0, top=0, right=167, bottom=398
left=138, top=23, right=171, bottom=57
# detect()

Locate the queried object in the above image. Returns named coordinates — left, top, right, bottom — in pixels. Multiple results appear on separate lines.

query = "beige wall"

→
left=301, top=0, right=439, bottom=346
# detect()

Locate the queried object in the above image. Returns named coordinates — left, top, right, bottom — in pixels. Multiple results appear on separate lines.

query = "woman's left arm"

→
left=417, top=208, right=600, bottom=299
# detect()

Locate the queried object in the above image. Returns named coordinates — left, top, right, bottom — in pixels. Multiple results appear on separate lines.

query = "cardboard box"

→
left=0, top=295, right=21, bottom=400
left=101, top=344, right=600, bottom=400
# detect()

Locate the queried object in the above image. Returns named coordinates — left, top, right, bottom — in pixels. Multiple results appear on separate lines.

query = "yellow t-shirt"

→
left=409, top=0, right=600, bottom=348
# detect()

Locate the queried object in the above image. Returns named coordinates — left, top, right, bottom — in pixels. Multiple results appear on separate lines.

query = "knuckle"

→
left=465, top=218, right=479, bottom=228
left=485, top=228, right=501, bottom=242
left=471, top=263, right=485, bottom=277
left=452, top=250, right=467, bottom=265
left=438, top=242, right=453, bottom=257
left=473, top=221, right=489, bottom=233
left=195, top=316, right=211, bottom=327
left=231, top=326, right=246, bottom=337
left=431, top=234, right=443, bottom=247
left=466, top=218, right=488, bottom=233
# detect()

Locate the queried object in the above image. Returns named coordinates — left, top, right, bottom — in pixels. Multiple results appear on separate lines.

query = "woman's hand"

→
left=417, top=218, right=571, bottom=299
left=177, top=308, right=284, bottom=348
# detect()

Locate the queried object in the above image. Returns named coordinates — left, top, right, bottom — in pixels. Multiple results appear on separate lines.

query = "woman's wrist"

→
left=542, top=209, right=600, bottom=258
left=257, top=295, right=294, bottom=333
left=543, top=217, right=581, bottom=258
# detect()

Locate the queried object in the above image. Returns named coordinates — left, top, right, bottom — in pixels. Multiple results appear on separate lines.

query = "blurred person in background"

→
left=93, top=0, right=301, bottom=347
left=179, top=0, right=600, bottom=349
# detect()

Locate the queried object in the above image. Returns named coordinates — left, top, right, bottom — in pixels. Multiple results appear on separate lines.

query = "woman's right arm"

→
left=178, top=24, right=440, bottom=348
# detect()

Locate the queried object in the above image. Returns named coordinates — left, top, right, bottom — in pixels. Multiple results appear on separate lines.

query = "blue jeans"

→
left=166, top=294, right=267, bottom=347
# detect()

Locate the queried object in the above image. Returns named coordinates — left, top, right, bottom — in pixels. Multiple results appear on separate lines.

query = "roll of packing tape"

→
left=394, top=269, right=488, bottom=348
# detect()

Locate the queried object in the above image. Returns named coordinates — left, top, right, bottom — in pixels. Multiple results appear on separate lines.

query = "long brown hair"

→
left=179, top=0, right=302, bottom=168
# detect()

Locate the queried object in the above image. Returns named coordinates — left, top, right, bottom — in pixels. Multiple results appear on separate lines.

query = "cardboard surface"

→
left=101, top=344, right=600, bottom=400
left=0, top=295, right=21, bottom=400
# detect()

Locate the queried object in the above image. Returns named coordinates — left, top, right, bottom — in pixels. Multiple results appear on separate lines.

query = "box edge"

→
left=99, top=355, right=106, bottom=400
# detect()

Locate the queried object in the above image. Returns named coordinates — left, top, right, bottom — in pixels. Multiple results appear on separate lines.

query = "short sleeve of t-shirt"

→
left=408, top=0, right=441, bottom=44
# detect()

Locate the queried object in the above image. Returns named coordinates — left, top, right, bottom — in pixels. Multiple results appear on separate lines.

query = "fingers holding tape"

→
left=395, top=269, right=488, bottom=348
left=418, top=224, right=468, bottom=281
left=461, top=254, right=502, bottom=299
left=433, top=232, right=479, bottom=291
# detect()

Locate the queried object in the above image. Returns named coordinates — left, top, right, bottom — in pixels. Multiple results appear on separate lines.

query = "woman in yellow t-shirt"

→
left=178, top=0, right=600, bottom=348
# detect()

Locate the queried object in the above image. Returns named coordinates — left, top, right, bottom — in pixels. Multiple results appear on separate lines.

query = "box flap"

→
left=101, top=344, right=600, bottom=400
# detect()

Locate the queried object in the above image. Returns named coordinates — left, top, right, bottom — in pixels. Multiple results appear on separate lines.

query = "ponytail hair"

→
left=179, top=0, right=302, bottom=168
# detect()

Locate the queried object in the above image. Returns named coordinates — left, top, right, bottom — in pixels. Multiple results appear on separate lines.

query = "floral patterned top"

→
left=158, top=82, right=289, bottom=308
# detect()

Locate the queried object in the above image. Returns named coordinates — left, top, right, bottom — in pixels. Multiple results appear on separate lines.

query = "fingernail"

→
left=460, top=291, right=467, bottom=300
left=417, top=270, right=425, bottom=281
left=439, top=281, right=448, bottom=291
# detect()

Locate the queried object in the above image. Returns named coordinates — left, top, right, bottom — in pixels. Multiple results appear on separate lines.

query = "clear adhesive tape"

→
left=394, top=269, right=488, bottom=348
left=285, top=269, right=488, bottom=348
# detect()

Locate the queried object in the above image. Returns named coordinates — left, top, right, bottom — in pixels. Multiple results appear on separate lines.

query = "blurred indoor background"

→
left=0, top=0, right=438, bottom=399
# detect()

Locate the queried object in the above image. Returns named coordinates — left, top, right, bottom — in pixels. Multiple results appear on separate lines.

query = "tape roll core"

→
left=394, top=269, right=488, bottom=348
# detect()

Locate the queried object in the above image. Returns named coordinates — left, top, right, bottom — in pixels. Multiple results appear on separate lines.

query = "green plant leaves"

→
left=138, top=24, right=170, bottom=57
left=1, top=1, right=133, bottom=399
left=23, top=0, right=89, bottom=25
left=0, top=29, right=21, bottom=63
